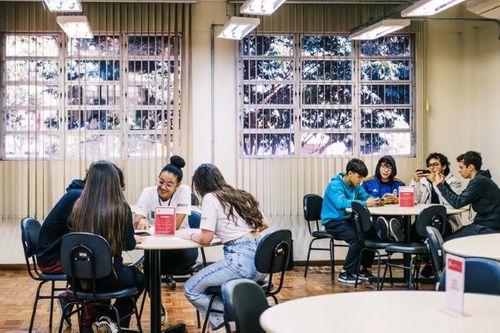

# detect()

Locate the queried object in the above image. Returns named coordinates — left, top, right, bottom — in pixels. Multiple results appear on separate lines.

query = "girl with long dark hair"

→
left=71, top=160, right=144, bottom=330
left=182, top=164, right=269, bottom=330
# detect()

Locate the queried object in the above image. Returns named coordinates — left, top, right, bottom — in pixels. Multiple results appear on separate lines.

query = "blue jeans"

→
left=183, top=235, right=266, bottom=329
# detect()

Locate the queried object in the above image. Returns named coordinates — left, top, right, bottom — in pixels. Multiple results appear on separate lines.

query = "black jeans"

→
left=445, top=223, right=498, bottom=241
left=97, top=265, right=145, bottom=327
left=324, top=218, right=375, bottom=274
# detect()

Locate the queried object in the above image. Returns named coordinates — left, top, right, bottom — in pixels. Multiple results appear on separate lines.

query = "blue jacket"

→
left=362, top=176, right=405, bottom=199
left=321, top=172, right=371, bottom=224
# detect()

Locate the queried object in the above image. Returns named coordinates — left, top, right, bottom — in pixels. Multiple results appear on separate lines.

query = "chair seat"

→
left=311, top=231, right=334, bottom=239
left=364, top=239, right=395, bottom=249
left=39, top=273, right=67, bottom=281
left=67, top=287, right=139, bottom=300
left=205, top=285, right=222, bottom=296
left=164, top=262, right=204, bottom=276
left=385, top=243, right=429, bottom=255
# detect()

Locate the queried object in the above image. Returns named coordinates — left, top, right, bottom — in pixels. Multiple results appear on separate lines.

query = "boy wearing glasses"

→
left=411, top=152, right=463, bottom=232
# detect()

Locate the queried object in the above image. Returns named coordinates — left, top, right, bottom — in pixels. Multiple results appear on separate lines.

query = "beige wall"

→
left=1, top=1, right=499, bottom=264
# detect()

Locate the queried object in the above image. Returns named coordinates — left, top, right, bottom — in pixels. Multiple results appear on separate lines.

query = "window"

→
left=0, top=33, right=182, bottom=159
left=239, top=34, right=414, bottom=157
left=2, top=35, right=61, bottom=158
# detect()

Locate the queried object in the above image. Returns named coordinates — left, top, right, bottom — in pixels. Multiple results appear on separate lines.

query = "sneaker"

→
left=389, top=218, right=405, bottom=242
left=92, top=316, right=118, bottom=333
left=161, top=304, right=167, bottom=324
left=357, top=269, right=374, bottom=281
left=57, top=295, right=72, bottom=327
left=338, top=272, right=360, bottom=284
left=376, top=217, right=390, bottom=241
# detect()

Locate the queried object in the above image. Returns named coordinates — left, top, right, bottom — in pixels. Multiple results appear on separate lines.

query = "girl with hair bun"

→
left=134, top=155, right=197, bottom=322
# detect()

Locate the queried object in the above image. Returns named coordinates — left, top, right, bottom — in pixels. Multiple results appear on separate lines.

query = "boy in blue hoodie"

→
left=321, top=158, right=380, bottom=284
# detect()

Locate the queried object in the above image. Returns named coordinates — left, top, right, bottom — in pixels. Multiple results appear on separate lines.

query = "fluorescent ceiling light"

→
left=351, top=19, right=411, bottom=40
left=240, top=0, right=287, bottom=15
left=401, top=0, right=466, bottom=17
left=56, top=15, right=94, bottom=39
left=42, top=0, right=82, bottom=12
left=218, top=16, right=260, bottom=40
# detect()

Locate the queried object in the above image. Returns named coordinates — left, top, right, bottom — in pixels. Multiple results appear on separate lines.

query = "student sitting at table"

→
left=72, top=160, right=145, bottom=332
left=181, top=163, right=269, bottom=331
left=36, top=165, right=125, bottom=327
left=411, top=152, right=463, bottom=233
left=362, top=155, right=406, bottom=242
left=321, top=158, right=383, bottom=284
left=433, top=151, right=500, bottom=240
left=134, top=155, right=196, bottom=322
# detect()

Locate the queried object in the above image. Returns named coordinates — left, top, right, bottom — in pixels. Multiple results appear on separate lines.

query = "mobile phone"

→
left=416, top=169, right=431, bottom=175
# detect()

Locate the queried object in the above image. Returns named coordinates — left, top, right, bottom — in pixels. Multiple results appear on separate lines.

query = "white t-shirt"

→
left=200, top=192, right=254, bottom=243
left=135, top=184, right=191, bottom=227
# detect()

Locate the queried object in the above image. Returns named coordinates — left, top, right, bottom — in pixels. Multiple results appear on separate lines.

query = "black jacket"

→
left=36, top=179, right=85, bottom=267
left=437, top=170, right=500, bottom=231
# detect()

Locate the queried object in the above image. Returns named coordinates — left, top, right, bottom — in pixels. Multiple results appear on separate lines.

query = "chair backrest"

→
left=303, top=194, right=322, bottom=221
left=60, top=232, right=114, bottom=298
left=303, top=194, right=323, bottom=235
left=20, top=217, right=42, bottom=279
left=350, top=202, right=372, bottom=243
left=415, top=205, right=447, bottom=237
left=222, top=279, right=269, bottom=333
left=438, top=257, right=500, bottom=295
left=254, top=229, right=292, bottom=297
left=426, top=226, right=445, bottom=278
left=21, top=217, right=41, bottom=259
left=188, top=210, right=201, bottom=229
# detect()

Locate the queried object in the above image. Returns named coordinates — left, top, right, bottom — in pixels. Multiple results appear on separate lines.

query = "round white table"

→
left=260, top=291, right=500, bottom=333
left=136, top=232, right=220, bottom=333
left=443, top=233, right=500, bottom=261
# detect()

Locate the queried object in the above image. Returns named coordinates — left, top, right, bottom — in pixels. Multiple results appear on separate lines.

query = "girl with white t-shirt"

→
left=134, top=155, right=197, bottom=322
left=181, top=164, right=269, bottom=330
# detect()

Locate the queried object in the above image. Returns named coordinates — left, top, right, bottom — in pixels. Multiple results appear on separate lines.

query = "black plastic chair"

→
left=222, top=279, right=269, bottom=333
left=426, top=226, right=445, bottom=281
left=303, top=194, right=348, bottom=281
left=351, top=202, right=394, bottom=290
left=381, top=205, right=447, bottom=290
left=438, top=257, right=500, bottom=295
left=201, top=229, right=291, bottom=333
left=20, top=217, right=67, bottom=332
left=59, top=232, right=143, bottom=333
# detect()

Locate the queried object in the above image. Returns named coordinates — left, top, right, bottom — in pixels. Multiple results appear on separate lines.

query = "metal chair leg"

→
left=375, top=251, right=382, bottom=290
left=304, top=239, right=315, bottom=278
left=202, top=294, right=217, bottom=333
left=329, top=238, right=335, bottom=282
left=29, top=280, right=46, bottom=332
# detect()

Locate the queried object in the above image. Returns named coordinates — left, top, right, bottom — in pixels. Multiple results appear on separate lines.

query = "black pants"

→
left=445, top=223, right=498, bottom=241
left=97, top=264, right=145, bottom=327
left=324, top=219, right=375, bottom=274
left=144, top=248, right=199, bottom=276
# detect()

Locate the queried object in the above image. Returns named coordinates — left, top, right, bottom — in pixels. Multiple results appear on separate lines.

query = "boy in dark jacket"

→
left=36, top=179, right=85, bottom=273
left=433, top=151, right=500, bottom=240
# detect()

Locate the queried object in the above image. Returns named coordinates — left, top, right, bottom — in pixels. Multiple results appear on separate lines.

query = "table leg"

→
left=149, top=249, right=161, bottom=333
left=147, top=250, right=187, bottom=333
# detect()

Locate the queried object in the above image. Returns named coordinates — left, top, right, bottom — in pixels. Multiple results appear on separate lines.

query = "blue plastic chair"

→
left=438, top=257, right=500, bottom=295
